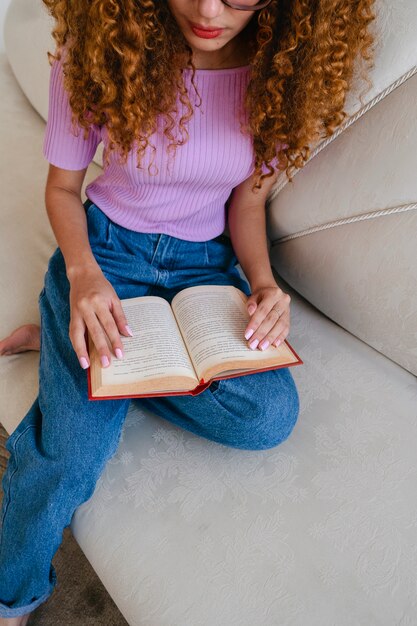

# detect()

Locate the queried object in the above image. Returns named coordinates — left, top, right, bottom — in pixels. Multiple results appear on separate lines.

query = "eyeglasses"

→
left=221, top=0, right=273, bottom=10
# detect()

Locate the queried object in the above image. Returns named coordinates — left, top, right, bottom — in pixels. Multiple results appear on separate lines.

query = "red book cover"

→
left=86, top=338, right=303, bottom=401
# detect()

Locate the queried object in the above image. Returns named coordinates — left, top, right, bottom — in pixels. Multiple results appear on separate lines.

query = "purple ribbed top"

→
left=43, top=54, right=278, bottom=241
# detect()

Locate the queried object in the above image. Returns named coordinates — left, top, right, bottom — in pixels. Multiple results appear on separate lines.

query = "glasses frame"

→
left=221, top=0, right=273, bottom=10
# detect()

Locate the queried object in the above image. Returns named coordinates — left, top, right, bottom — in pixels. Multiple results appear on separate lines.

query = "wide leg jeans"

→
left=0, top=200, right=300, bottom=617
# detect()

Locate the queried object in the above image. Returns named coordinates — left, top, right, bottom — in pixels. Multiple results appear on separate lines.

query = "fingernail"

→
left=248, top=305, right=256, bottom=315
left=245, top=328, right=254, bottom=340
left=125, top=325, right=134, bottom=337
left=115, top=348, right=124, bottom=360
left=259, top=339, right=269, bottom=351
left=275, top=339, right=281, bottom=347
left=101, top=355, right=110, bottom=368
left=249, top=338, right=259, bottom=350
left=79, top=357, right=89, bottom=369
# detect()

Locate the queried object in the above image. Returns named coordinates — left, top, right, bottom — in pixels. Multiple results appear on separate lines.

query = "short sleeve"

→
left=42, top=54, right=102, bottom=170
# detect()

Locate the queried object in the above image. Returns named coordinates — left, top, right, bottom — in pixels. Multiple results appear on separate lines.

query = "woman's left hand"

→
left=244, top=283, right=291, bottom=351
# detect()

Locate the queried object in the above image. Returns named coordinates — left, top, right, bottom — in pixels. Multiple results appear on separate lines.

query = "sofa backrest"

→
left=265, top=4, right=417, bottom=377
left=4, top=0, right=417, bottom=376
left=268, top=70, right=417, bottom=377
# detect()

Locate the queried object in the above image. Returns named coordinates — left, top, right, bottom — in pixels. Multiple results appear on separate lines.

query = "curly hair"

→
left=41, top=0, right=377, bottom=193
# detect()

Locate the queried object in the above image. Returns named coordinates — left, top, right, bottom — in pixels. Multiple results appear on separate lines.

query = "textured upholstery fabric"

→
left=0, top=54, right=101, bottom=434
left=73, top=298, right=417, bottom=626
left=1, top=0, right=417, bottom=623
left=268, top=70, right=417, bottom=376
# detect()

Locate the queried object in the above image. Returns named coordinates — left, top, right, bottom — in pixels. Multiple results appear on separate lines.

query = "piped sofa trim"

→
left=267, top=65, right=417, bottom=205
left=270, top=202, right=417, bottom=246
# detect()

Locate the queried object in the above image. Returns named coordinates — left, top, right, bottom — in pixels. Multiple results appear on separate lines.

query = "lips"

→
left=189, top=21, right=224, bottom=39
left=189, top=21, right=224, bottom=33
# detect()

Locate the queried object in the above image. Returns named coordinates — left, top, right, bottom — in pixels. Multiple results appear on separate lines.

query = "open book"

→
left=87, top=284, right=303, bottom=400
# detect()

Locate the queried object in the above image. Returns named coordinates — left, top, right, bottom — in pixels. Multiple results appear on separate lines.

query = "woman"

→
left=0, top=0, right=376, bottom=623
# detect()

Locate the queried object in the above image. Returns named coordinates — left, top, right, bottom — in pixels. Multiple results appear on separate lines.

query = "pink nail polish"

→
left=249, top=338, right=259, bottom=350
left=259, top=339, right=269, bottom=351
left=115, top=348, right=124, bottom=360
left=79, top=357, right=89, bottom=369
left=101, top=355, right=110, bottom=368
left=125, top=325, right=134, bottom=337
left=245, top=328, right=254, bottom=340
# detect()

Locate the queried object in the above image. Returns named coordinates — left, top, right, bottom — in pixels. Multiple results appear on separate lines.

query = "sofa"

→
left=1, top=0, right=416, bottom=623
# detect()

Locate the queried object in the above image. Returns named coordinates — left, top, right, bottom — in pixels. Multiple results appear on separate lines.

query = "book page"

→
left=171, top=285, right=297, bottom=381
left=98, top=296, right=197, bottom=388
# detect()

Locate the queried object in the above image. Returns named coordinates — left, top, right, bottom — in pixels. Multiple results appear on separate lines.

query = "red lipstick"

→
left=189, top=21, right=224, bottom=39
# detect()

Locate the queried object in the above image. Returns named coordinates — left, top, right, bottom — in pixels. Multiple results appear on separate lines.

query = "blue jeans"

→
left=0, top=199, right=300, bottom=617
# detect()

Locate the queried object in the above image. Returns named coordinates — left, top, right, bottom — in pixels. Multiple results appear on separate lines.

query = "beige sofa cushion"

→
left=71, top=284, right=417, bottom=626
left=268, top=70, right=417, bottom=376
left=0, top=54, right=101, bottom=432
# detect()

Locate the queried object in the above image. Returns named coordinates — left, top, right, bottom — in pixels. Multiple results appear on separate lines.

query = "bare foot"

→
left=0, top=324, right=41, bottom=355
left=0, top=612, right=31, bottom=625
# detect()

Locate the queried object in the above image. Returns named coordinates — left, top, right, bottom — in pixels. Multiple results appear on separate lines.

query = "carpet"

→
left=0, top=424, right=129, bottom=625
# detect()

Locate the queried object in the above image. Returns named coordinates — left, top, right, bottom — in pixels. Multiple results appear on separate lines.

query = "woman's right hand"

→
left=68, top=264, right=133, bottom=370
